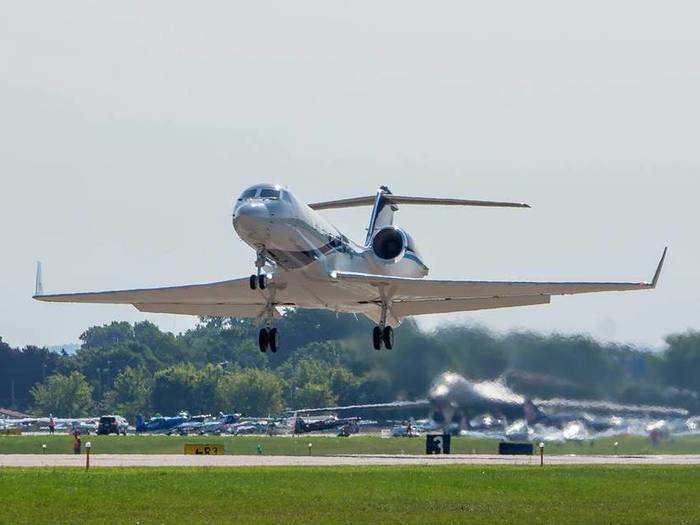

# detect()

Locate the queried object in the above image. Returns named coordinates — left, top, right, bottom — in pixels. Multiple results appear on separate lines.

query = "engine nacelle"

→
left=371, top=226, right=408, bottom=263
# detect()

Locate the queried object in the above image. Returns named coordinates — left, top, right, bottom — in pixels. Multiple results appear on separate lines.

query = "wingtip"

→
left=651, top=247, right=668, bottom=288
left=34, top=261, right=44, bottom=297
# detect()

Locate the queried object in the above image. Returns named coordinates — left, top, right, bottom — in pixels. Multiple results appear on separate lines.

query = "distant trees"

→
left=107, top=366, right=154, bottom=419
left=662, top=332, right=700, bottom=392
left=4, top=311, right=700, bottom=419
left=31, top=371, right=93, bottom=417
left=0, top=338, right=64, bottom=409
left=217, top=369, right=284, bottom=416
left=151, top=364, right=223, bottom=415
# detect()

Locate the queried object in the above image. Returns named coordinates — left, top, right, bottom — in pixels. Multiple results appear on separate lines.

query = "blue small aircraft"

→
left=135, top=414, right=189, bottom=434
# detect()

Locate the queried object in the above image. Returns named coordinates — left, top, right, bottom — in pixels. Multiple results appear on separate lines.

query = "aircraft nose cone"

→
left=232, top=201, right=270, bottom=239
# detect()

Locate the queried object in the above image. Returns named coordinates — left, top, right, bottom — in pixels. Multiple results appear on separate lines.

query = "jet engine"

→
left=371, top=226, right=408, bottom=263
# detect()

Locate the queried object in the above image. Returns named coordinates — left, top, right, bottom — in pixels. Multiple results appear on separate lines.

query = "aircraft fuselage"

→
left=232, top=183, right=429, bottom=280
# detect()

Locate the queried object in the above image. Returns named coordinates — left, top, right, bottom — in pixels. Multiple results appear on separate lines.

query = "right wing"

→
left=334, top=248, right=666, bottom=321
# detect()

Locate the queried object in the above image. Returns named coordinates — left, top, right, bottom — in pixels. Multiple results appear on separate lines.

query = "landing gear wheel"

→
left=249, top=275, right=258, bottom=290
left=382, top=326, right=394, bottom=350
left=258, top=274, right=267, bottom=290
left=269, top=328, right=279, bottom=353
left=258, top=328, right=269, bottom=352
left=372, top=327, right=383, bottom=350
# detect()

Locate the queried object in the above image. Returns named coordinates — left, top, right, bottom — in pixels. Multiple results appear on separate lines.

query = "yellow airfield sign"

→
left=184, top=444, right=224, bottom=455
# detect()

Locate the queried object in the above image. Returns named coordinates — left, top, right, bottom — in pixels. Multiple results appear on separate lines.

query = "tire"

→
left=269, top=328, right=279, bottom=353
left=372, top=327, right=383, bottom=350
left=258, top=274, right=267, bottom=290
left=383, top=326, right=394, bottom=350
left=258, top=328, right=269, bottom=352
left=249, top=275, right=257, bottom=290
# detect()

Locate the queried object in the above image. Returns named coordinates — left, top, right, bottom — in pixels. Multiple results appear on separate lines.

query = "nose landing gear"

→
left=249, top=249, right=269, bottom=290
left=249, top=274, right=267, bottom=290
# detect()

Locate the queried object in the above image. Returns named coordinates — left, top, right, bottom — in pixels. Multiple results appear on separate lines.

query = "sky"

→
left=1, top=1, right=698, bottom=349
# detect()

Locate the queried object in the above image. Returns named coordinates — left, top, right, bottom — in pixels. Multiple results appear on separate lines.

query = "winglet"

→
left=35, top=261, right=44, bottom=297
left=650, top=247, right=667, bottom=288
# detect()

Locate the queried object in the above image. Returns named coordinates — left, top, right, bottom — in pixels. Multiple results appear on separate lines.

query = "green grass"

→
left=0, top=466, right=698, bottom=523
left=2, top=433, right=700, bottom=456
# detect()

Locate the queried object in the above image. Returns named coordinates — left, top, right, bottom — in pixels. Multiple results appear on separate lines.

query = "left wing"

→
left=33, top=277, right=283, bottom=318
left=333, top=248, right=666, bottom=320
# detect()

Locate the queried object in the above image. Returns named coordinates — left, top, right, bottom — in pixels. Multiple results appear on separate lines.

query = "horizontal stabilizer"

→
left=309, top=195, right=531, bottom=210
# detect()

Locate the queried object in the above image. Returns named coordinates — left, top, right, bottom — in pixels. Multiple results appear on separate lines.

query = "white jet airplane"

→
left=34, top=184, right=666, bottom=352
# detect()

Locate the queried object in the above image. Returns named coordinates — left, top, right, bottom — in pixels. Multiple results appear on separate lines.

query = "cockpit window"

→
left=259, top=189, right=280, bottom=199
left=239, top=189, right=258, bottom=200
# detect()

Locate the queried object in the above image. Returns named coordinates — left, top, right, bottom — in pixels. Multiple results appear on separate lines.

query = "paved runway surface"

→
left=2, top=454, right=700, bottom=467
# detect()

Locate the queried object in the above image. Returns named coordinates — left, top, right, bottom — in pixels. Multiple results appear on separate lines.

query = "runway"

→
left=2, top=453, right=700, bottom=467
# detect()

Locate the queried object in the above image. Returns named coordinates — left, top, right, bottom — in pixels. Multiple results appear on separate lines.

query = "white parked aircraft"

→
left=34, top=184, right=666, bottom=352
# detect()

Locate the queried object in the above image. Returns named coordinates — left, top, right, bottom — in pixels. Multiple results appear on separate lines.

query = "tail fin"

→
left=523, top=399, right=546, bottom=425
left=135, top=415, right=145, bottom=432
left=365, top=186, right=398, bottom=245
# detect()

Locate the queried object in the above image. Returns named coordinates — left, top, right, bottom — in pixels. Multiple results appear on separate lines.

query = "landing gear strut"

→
left=249, top=249, right=268, bottom=290
left=372, top=300, right=394, bottom=350
left=252, top=248, right=279, bottom=352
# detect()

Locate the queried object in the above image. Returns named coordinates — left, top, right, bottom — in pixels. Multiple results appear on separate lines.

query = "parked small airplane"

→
left=198, top=413, right=241, bottom=435
left=292, top=414, right=361, bottom=434
left=135, top=414, right=189, bottom=434
left=33, top=184, right=666, bottom=352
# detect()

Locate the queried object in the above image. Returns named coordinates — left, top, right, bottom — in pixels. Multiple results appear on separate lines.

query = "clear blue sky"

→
left=1, top=1, right=698, bottom=348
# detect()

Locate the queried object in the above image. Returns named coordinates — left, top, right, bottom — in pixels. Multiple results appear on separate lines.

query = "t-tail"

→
left=308, top=187, right=531, bottom=248
left=365, top=186, right=398, bottom=245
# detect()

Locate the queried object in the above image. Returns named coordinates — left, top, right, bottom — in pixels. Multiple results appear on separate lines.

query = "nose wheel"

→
left=258, top=327, right=279, bottom=353
left=249, top=248, right=269, bottom=290
left=249, top=274, right=267, bottom=290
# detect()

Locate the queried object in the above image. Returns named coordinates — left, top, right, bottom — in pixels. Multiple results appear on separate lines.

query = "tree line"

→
left=1, top=310, right=699, bottom=420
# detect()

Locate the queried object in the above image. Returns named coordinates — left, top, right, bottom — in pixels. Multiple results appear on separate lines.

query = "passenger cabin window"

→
left=239, top=189, right=258, bottom=200
left=259, top=189, right=281, bottom=199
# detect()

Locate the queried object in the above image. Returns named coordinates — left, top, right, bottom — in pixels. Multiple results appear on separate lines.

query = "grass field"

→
left=0, top=466, right=698, bottom=523
left=1, top=433, right=700, bottom=456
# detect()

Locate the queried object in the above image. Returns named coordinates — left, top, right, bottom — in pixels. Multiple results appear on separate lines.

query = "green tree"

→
left=662, top=331, right=700, bottom=392
left=31, top=371, right=94, bottom=417
left=151, top=363, right=224, bottom=415
left=80, top=321, right=134, bottom=349
left=109, top=366, right=154, bottom=419
left=217, top=369, right=284, bottom=416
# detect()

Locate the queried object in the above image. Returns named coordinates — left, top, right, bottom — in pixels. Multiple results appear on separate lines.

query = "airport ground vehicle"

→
left=96, top=415, right=129, bottom=435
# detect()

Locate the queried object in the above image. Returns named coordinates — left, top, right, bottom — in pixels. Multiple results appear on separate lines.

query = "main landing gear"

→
left=258, top=327, right=279, bottom=353
left=372, top=325, right=394, bottom=350
left=372, top=299, right=394, bottom=350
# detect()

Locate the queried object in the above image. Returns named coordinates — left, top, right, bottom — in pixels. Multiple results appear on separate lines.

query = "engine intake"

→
left=371, top=226, right=407, bottom=262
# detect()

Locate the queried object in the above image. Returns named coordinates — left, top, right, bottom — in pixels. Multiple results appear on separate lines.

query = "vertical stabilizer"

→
left=364, top=186, right=398, bottom=245
left=35, top=262, right=44, bottom=296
